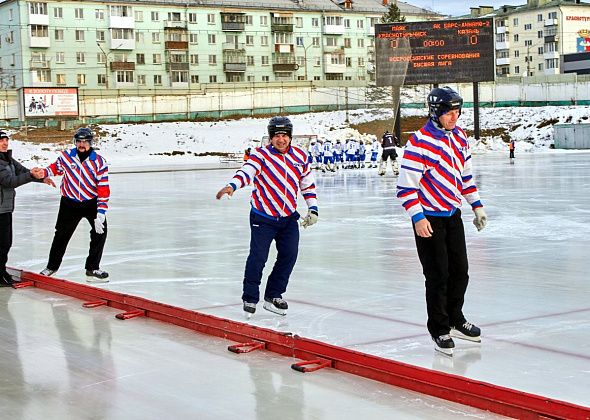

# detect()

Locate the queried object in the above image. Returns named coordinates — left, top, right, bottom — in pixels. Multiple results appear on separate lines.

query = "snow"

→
left=5, top=105, right=590, bottom=170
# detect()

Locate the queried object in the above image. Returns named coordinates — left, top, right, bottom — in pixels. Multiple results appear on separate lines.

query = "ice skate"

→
left=40, top=268, right=56, bottom=277
left=243, top=301, right=256, bottom=319
left=85, top=269, right=109, bottom=283
left=263, top=297, right=288, bottom=316
left=432, top=334, right=455, bottom=356
left=451, top=321, right=481, bottom=343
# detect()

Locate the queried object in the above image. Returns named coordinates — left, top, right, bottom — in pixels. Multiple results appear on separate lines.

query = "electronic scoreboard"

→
left=375, top=18, right=495, bottom=86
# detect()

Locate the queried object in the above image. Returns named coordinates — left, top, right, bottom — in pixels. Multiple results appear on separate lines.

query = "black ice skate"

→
left=243, top=301, right=256, bottom=319
left=263, top=297, right=288, bottom=316
left=432, top=334, right=455, bottom=356
left=451, top=321, right=481, bottom=343
left=86, top=269, right=109, bottom=283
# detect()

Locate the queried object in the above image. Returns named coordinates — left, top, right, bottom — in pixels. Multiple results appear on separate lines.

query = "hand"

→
left=300, top=209, right=318, bottom=229
left=30, top=167, right=45, bottom=179
left=216, top=185, right=234, bottom=200
left=94, top=213, right=106, bottom=235
left=43, top=177, right=56, bottom=188
left=473, top=208, right=487, bottom=231
left=415, top=218, right=433, bottom=238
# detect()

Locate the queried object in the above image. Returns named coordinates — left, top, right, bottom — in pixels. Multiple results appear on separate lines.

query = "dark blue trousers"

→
left=242, top=210, right=300, bottom=304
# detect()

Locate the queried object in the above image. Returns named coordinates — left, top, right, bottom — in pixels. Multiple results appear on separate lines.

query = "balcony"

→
left=271, top=23, right=293, bottom=33
left=324, top=62, right=346, bottom=73
left=223, top=63, right=246, bottom=72
left=165, top=62, right=189, bottom=71
left=543, top=50, right=560, bottom=60
left=274, top=44, right=294, bottom=54
left=544, top=35, right=559, bottom=43
left=324, top=45, right=344, bottom=53
left=109, top=16, right=134, bottom=29
left=110, top=38, right=135, bottom=50
left=496, top=57, right=510, bottom=66
left=164, top=41, right=188, bottom=50
left=164, top=20, right=187, bottom=29
left=30, top=59, right=51, bottom=68
left=544, top=67, right=559, bottom=75
left=496, top=26, right=508, bottom=34
left=323, top=24, right=345, bottom=35
left=544, top=18, right=558, bottom=27
left=222, top=42, right=245, bottom=51
left=368, top=26, right=375, bottom=36
left=110, top=61, right=136, bottom=71
left=221, top=13, right=246, bottom=31
left=495, top=41, right=510, bottom=50
left=29, top=13, right=49, bottom=25
left=273, top=63, right=298, bottom=72
left=30, top=36, right=50, bottom=48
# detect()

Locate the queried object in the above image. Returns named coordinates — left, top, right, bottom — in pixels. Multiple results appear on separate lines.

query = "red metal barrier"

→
left=228, top=341, right=265, bottom=354
left=291, top=358, right=331, bottom=373
left=17, top=269, right=590, bottom=420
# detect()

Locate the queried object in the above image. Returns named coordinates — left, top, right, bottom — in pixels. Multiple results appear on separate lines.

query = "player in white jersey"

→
left=322, top=139, right=335, bottom=172
left=370, top=138, right=380, bottom=168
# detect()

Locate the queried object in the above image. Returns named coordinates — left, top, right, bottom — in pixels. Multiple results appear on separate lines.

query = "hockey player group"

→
left=306, top=133, right=400, bottom=175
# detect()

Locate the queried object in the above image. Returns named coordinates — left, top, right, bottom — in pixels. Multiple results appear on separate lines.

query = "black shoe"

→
left=451, top=321, right=481, bottom=342
left=0, top=271, right=17, bottom=287
left=85, top=269, right=109, bottom=283
left=432, top=334, right=455, bottom=356
left=263, top=297, right=288, bottom=316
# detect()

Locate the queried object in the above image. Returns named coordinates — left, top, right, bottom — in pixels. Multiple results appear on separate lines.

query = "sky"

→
left=406, top=0, right=525, bottom=17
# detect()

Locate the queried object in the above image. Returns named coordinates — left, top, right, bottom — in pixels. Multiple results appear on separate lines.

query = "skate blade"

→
left=450, top=329, right=481, bottom=343
left=263, top=302, right=287, bottom=316
left=244, top=312, right=253, bottom=320
left=434, top=346, right=453, bottom=357
left=86, top=277, right=110, bottom=284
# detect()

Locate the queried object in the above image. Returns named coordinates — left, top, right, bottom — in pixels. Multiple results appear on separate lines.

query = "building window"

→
left=538, top=62, right=544, bottom=70
left=137, top=75, right=146, bottom=85
left=55, top=52, right=65, bottom=63
left=515, top=65, right=520, bottom=74
left=153, top=54, right=161, bottom=64
left=30, top=2, right=48, bottom=15
left=548, top=11, right=557, bottom=19
left=208, top=34, right=216, bottom=44
left=344, top=38, right=351, bottom=48
left=246, top=15, right=253, bottom=25
left=312, top=37, right=320, bottom=47
left=191, top=75, right=199, bottom=83
left=358, top=57, right=365, bottom=66
left=154, top=75, right=162, bottom=85
left=135, top=32, right=144, bottom=43
left=262, top=76, right=269, bottom=82
left=96, top=30, right=105, bottom=42
left=77, top=74, right=86, bottom=85
left=260, top=15, right=267, bottom=26
left=151, top=11, right=159, bottom=21
left=514, top=50, right=519, bottom=58
left=537, top=14, right=543, bottom=22
left=209, top=75, right=217, bottom=82
left=524, top=24, right=532, bottom=30
left=514, top=34, right=519, bottom=42
left=189, top=13, right=197, bottom=23
left=190, top=54, right=199, bottom=65
left=31, top=25, right=49, bottom=38
left=344, top=19, right=350, bottom=29
left=152, top=32, right=161, bottom=43
left=75, top=30, right=85, bottom=41
left=117, top=70, right=134, bottom=83
left=248, top=75, right=255, bottom=82
left=261, top=36, right=268, bottom=46
left=538, top=30, right=543, bottom=39
left=246, top=35, right=254, bottom=45
left=75, top=8, right=83, bottom=19
left=261, top=56, right=269, bottom=65
left=171, top=71, right=187, bottom=83
left=54, top=29, right=64, bottom=41
left=97, top=53, right=106, bottom=64
left=95, top=9, right=104, bottom=20
left=346, top=57, right=352, bottom=67
left=312, top=18, right=319, bottom=27
left=190, top=33, right=198, bottom=44
left=524, top=40, right=532, bottom=46
left=296, top=17, right=303, bottom=27
left=545, top=58, right=558, bottom=69
left=134, top=11, right=143, bottom=22
left=326, top=37, right=338, bottom=47
left=357, top=38, right=364, bottom=48
left=76, top=52, right=86, bottom=63
left=53, top=7, right=62, bottom=18
left=513, top=17, right=518, bottom=26
left=136, top=53, right=145, bottom=64
left=98, top=74, right=107, bottom=85
left=208, top=55, right=217, bottom=65
left=56, top=74, right=66, bottom=84
left=207, top=13, right=215, bottom=24
left=247, top=55, right=254, bottom=66
left=110, top=5, right=132, bottom=17
left=296, top=36, right=304, bottom=46
left=357, top=19, right=364, bottom=29
left=538, top=46, right=544, bottom=54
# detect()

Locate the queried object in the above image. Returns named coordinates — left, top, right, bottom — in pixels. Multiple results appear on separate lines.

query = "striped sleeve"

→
left=43, top=152, right=65, bottom=177
left=229, top=149, right=263, bottom=190
left=299, top=159, right=318, bottom=211
left=461, top=149, right=482, bottom=209
left=396, top=134, right=426, bottom=223
left=96, top=156, right=110, bottom=214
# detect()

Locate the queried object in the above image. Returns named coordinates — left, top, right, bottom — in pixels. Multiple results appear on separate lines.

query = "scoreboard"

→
left=375, top=18, right=495, bottom=86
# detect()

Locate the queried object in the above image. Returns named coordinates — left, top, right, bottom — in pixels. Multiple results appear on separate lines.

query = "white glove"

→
left=300, top=209, right=318, bottom=229
left=473, top=208, right=487, bottom=231
left=94, top=213, right=106, bottom=234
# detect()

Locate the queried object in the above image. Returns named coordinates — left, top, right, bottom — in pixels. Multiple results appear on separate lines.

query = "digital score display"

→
left=375, top=18, right=495, bottom=86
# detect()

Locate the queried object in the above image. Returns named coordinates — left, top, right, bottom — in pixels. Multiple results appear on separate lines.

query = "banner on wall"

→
left=22, top=87, right=79, bottom=117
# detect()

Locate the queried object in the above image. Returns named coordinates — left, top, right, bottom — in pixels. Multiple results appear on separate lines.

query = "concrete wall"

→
left=554, top=123, right=590, bottom=149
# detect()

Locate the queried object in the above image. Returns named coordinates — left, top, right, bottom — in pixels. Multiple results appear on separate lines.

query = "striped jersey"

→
left=396, top=119, right=482, bottom=223
left=43, top=148, right=110, bottom=214
left=229, top=144, right=318, bottom=218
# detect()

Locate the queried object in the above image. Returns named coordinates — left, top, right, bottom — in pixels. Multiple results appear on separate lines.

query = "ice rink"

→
left=3, top=151, right=590, bottom=417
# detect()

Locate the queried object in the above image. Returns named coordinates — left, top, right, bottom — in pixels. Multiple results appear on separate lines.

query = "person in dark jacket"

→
left=0, top=130, right=51, bottom=287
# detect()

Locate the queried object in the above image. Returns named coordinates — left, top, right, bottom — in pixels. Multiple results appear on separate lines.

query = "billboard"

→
left=22, top=87, right=79, bottom=117
left=375, top=18, right=495, bottom=86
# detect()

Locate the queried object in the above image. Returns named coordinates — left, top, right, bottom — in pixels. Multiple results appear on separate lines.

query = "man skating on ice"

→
left=396, top=87, right=488, bottom=356
left=378, top=130, right=399, bottom=176
left=216, top=116, right=318, bottom=317
left=39, top=127, right=111, bottom=282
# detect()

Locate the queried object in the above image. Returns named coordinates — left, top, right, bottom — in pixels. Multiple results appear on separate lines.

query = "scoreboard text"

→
left=375, top=18, right=495, bottom=86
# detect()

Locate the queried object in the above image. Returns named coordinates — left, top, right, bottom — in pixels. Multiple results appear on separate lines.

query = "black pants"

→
left=0, top=212, right=13, bottom=274
left=382, top=148, right=397, bottom=162
left=414, top=210, right=469, bottom=338
left=46, top=197, right=107, bottom=271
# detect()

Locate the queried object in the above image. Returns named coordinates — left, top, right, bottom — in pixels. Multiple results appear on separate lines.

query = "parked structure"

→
left=0, top=0, right=438, bottom=90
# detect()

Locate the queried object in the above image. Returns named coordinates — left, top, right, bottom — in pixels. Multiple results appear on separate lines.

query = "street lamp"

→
left=96, top=42, right=111, bottom=89
left=302, top=42, right=314, bottom=81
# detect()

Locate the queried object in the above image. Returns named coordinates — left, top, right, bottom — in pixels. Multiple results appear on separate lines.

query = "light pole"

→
left=302, top=42, right=314, bottom=81
left=96, top=42, right=110, bottom=89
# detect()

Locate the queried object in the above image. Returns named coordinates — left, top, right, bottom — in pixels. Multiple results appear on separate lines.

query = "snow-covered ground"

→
left=5, top=105, right=590, bottom=169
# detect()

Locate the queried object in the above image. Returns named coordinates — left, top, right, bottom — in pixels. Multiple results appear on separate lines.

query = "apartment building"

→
left=0, top=0, right=438, bottom=90
left=491, top=0, right=590, bottom=77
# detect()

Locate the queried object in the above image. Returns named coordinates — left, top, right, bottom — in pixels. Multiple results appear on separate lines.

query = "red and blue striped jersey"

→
left=396, top=119, right=482, bottom=223
left=229, top=144, right=318, bottom=218
left=43, top=148, right=110, bottom=214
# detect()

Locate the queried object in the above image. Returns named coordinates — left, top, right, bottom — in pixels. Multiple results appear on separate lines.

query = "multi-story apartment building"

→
left=0, top=0, right=438, bottom=90
left=490, top=0, right=590, bottom=77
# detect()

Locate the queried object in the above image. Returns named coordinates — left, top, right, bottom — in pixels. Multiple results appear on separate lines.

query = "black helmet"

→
left=0, top=131, right=8, bottom=140
left=267, top=116, right=293, bottom=139
left=427, top=86, right=463, bottom=121
left=73, top=127, right=93, bottom=144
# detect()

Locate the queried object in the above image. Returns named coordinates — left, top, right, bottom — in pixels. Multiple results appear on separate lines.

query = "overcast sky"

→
left=405, top=0, right=525, bottom=17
